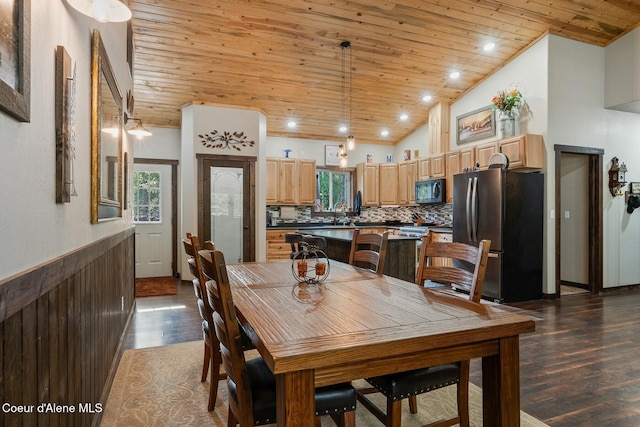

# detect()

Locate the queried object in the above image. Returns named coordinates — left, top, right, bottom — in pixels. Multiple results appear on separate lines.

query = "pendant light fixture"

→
left=67, top=0, right=132, bottom=23
left=340, top=41, right=356, bottom=151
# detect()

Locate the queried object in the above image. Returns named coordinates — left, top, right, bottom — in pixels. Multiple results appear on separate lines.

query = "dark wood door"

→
left=198, top=155, right=256, bottom=262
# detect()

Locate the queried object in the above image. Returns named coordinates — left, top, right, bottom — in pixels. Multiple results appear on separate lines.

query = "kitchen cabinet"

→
left=428, top=102, right=450, bottom=155
left=356, top=163, right=380, bottom=206
left=266, top=157, right=316, bottom=205
left=379, top=163, right=399, bottom=205
left=499, top=134, right=544, bottom=170
left=398, top=159, right=417, bottom=205
left=475, top=141, right=499, bottom=169
left=298, top=159, right=317, bottom=205
left=417, top=157, right=431, bottom=180
left=279, top=158, right=298, bottom=204
left=430, top=154, right=445, bottom=177
left=266, top=229, right=297, bottom=260
left=459, top=147, right=475, bottom=171
left=445, top=151, right=461, bottom=204
left=266, top=158, right=280, bottom=204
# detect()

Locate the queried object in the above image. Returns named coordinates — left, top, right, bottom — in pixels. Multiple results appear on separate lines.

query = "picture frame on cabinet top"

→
left=456, top=105, right=495, bottom=144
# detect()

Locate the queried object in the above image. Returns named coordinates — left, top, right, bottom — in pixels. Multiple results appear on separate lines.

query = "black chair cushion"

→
left=314, top=383, right=357, bottom=415
left=227, top=358, right=356, bottom=425
left=366, top=362, right=461, bottom=401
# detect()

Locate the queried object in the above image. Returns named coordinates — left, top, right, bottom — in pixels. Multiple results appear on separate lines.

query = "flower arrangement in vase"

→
left=491, top=87, right=523, bottom=138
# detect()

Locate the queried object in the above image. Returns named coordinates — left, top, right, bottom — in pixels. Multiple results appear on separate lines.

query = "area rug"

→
left=134, top=276, right=177, bottom=297
left=101, top=341, right=548, bottom=426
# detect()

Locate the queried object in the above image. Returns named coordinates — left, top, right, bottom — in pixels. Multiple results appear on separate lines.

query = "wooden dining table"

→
left=226, top=259, right=535, bottom=426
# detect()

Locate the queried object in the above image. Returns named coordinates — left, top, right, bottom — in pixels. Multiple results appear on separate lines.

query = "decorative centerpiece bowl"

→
left=291, top=242, right=330, bottom=284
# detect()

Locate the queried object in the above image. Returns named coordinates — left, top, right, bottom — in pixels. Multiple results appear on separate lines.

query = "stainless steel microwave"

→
left=415, top=178, right=445, bottom=204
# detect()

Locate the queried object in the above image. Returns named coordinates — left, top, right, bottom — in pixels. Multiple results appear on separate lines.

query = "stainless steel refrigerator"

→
left=452, top=168, right=543, bottom=302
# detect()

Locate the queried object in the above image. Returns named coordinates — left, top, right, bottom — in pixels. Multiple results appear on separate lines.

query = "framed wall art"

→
left=456, top=105, right=495, bottom=144
left=0, top=0, right=31, bottom=122
left=325, top=145, right=340, bottom=166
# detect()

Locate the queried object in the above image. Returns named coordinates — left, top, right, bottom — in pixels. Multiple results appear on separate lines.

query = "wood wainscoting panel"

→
left=0, top=227, right=135, bottom=426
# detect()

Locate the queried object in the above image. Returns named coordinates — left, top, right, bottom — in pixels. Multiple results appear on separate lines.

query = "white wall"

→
left=447, top=33, right=640, bottom=292
left=265, top=136, right=410, bottom=166
left=179, top=104, right=267, bottom=273
left=0, top=2, right=132, bottom=281
left=134, top=127, right=180, bottom=160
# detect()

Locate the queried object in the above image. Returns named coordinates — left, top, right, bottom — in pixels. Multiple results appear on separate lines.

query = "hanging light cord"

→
left=341, top=43, right=346, bottom=137
left=349, top=45, right=353, bottom=140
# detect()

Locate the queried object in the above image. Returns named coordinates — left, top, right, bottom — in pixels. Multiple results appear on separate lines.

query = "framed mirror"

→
left=91, top=29, right=123, bottom=223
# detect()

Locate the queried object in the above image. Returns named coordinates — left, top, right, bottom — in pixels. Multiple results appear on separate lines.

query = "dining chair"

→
left=356, top=237, right=491, bottom=427
left=198, top=248, right=256, bottom=352
left=205, top=249, right=357, bottom=427
left=348, top=229, right=389, bottom=274
left=285, top=232, right=327, bottom=259
left=182, top=233, right=222, bottom=411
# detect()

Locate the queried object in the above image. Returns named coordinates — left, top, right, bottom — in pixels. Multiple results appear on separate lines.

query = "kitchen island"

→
left=302, top=229, right=419, bottom=282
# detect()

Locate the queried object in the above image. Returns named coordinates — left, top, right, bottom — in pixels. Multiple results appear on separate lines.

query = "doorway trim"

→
left=133, top=157, right=180, bottom=277
left=197, top=154, right=256, bottom=262
left=554, top=145, right=603, bottom=296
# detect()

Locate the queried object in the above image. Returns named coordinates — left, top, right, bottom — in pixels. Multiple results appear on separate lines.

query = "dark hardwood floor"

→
left=123, top=280, right=203, bottom=350
left=124, top=280, right=640, bottom=426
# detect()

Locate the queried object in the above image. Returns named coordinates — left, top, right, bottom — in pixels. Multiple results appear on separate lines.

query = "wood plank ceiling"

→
left=129, top=0, right=640, bottom=145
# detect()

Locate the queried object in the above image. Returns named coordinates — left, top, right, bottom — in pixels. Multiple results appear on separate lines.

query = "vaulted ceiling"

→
left=128, top=0, right=640, bottom=145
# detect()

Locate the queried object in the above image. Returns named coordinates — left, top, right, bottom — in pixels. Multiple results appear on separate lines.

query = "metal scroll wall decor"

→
left=199, top=130, right=256, bottom=151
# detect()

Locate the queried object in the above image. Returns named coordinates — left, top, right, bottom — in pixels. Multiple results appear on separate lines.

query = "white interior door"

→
left=134, top=164, right=172, bottom=278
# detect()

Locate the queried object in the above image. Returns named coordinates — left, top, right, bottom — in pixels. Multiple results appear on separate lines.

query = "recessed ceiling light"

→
left=422, top=95, right=432, bottom=102
left=287, top=121, right=297, bottom=128
left=483, top=42, right=496, bottom=51
left=449, top=71, right=460, bottom=79
left=380, top=129, right=389, bottom=137
left=399, top=113, right=408, bottom=121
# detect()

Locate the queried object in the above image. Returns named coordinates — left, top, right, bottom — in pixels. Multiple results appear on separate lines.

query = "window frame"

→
left=132, top=170, right=162, bottom=224
left=314, top=166, right=355, bottom=216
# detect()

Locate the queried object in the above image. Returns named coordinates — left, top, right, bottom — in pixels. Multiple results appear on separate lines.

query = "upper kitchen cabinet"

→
left=459, top=147, right=475, bottom=171
left=499, top=134, right=544, bottom=170
left=398, top=159, right=417, bottom=205
left=475, top=141, right=499, bottom=169
left=473, top=135, right=543, bottom=170
left=430, top=153, right=446, bottom=177
left=278, top=158, right=298, bottom=204
left=266, top=158, right=280, bottom=204
left=418, top=157, right=431, bottom=180
left=356, top=162, right=380, bottom=206
left=379, top=163, right=399, bottom=205
left=297, top=159, right=317, bottom=205
left=266, top=157, right=316, bottom=205
left=428, top=102, right=450, bottom=155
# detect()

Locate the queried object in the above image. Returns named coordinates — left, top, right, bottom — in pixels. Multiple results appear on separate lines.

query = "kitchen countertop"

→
left=267, top=223, right=452, bottom=234
left=301, top=229, right=421, bottom=241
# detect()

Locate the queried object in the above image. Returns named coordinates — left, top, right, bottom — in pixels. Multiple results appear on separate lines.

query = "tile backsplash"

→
left=267, top=204, right=452, bottom=227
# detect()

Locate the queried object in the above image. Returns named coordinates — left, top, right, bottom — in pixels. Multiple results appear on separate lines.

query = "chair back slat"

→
left=416, top=236, right=491, bottom=303
left=199, top=249, right=223, bottom=314
left=206, top=250, right=255, bottom=425
left=348, top=230, right=389, bottom=274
